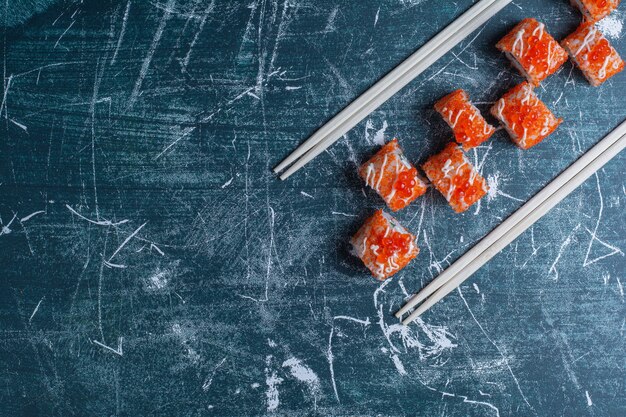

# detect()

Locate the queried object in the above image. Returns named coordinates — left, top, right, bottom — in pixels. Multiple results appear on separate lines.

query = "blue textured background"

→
left=1, top=0, right=625, bottom=415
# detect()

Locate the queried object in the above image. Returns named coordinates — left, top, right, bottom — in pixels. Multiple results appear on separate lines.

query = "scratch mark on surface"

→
left=331, top=211, right=356, bottom=217
left=327, top=325, right=340, bottom=403
left=549, top=224, right=581, bottom=281
left=333, top=315, right=371, bottom=326
left=202, top=356, right=227, bottom=391
left=221, top=177, right=233, bottom=188
left=92, top=338, right=123, bottom=356
left=300, top=191, right=314, bottom=198
left=1, top=213, right=18, bottom=236
left=20, top=211, right=45, bottom=223
left=9, top=118, right=27, bottom=131
left=53, top=20, right=75, bottom=49
left=583, top=174, right=624, bottom=266
left=108, top=222, right=147, bottom=262
left=29, top=297, right=44, bottom=323
left=111, top=1, right=131, bottom=65
left=0, top=74, right=11, bottom=117
left=66, top=204, right=129, bottom=226
left=154, top=127, right=195, bottom=160
left=182, top=0, right=215, bottom=71
left=458, top=287, right=534, bottom=411
left=127, top=0, right=176, bottom=109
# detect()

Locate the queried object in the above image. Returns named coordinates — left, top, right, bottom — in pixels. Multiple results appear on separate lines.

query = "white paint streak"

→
left=21, top=211, right=45, bottom=222
left=282, top=357, right=321, bottom=395
left=391, top=354, right=406, bottom=375
left=29, top=297, right=44, bottom=323
left=221, top=177, right=233, bottom=188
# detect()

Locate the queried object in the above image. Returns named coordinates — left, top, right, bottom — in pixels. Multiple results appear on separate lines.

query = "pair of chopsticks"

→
left=274, top=0, right=512, bottom=180
left=397, top=120, right=626, bottom=325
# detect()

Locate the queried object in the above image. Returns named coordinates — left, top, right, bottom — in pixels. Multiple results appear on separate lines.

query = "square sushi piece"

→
left=496, top=18, right=569, bottom=86
left=359, top=139, right=428, bottom=212
left=421, top=143, right=488, bottom=213
left=561, top=23, right=625, bottom=86
left=490, top=82, right=563, bottom=149
left=434, top=89, right=496, bottom=150
left=350, top=210, right=419, bottom=280
left=571, top=0, right=621, bottom=22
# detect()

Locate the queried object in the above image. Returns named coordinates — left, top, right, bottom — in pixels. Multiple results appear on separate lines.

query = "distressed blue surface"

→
left=1, top=0, right=625, bottom=416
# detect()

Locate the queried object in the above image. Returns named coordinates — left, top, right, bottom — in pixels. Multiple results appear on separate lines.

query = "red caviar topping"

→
left=394, top=169, right=419, bottom=198
left=376, top=231, right=412, bottom=264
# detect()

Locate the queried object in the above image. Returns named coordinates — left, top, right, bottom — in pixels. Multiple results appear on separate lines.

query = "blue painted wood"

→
left=1, top=0, right=624, bottom=415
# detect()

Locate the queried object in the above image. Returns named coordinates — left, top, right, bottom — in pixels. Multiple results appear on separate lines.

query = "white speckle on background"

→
left=282, top=357, right=321, bottom=394
left=147, top=270, right=169, bottom=289
left=365, top=119, right=388, bottom=145
left=265, top=371, right=283, bottom=411
left=487, top=173, right=500, bottom=201
left=597, top=15, right=623, bottom=39
left=585, top=390, right=593, bottom=406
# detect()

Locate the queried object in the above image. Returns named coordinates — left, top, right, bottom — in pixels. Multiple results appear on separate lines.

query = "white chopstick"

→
left=275, top=0, right=512, bottom=180
left=397, top=121, right=626, bottom=325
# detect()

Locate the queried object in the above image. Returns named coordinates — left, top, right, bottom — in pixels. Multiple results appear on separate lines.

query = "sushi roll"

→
left=561, top=22, right=625, bottom=87
left=490, top=82, right=563, bottom=149
left=571, top=0, right=621, bottom=22
left=421, top=143, right=488, bottom=213
left=496, top=18, right=569, bottom=86
left=350, top=209, right=419, bottom=280
left=359, top=139, right=428, bottom=212
left=434, top=89, right=496, bottom=150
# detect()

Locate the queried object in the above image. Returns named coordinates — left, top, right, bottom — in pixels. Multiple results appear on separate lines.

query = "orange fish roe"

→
left=571, top=0, right=621, bottom=22
left=421, top=143, right=488, bottom=213
left=490, top=82, right=562, bottom=149
left=561, top=22, right=625, bottom=87
left=434, top=90, right=496, bottom=150
left=359, top=139, right=428, bottom=212
left=350, top=210, right=419, bottom=280
left=496, top=18, right=569, bottom=86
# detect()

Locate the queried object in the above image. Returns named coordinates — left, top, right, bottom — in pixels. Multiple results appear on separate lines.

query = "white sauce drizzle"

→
left=496, top=99, right=506, bottom=120
left=441, top=159, right=454, bottom=178
left=546, top=41, right=553, bottom=72
left=540, top=117, right=552, bottom=136
left=375, top=154, right=387, bottom=191
left=365, top=164, right=375, bottom=187
left=575, top=26, right=597, bottom=56
left=521, top=84, right=533, bottom=105
left=513, top=29, right=526, bottom=57
left=452, top=110, right=465, bottom=128
left=599, top=55, right=611, bottom=79
left=532, top=22, right=544, bottom=40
